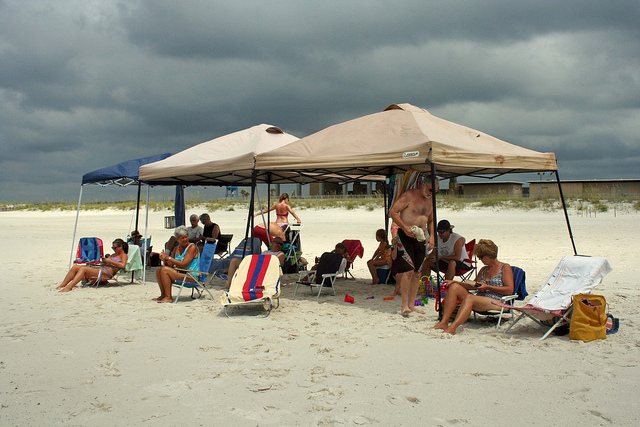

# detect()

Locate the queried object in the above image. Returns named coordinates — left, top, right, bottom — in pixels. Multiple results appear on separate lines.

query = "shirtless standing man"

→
left=389, top=175, right=439, bottom=316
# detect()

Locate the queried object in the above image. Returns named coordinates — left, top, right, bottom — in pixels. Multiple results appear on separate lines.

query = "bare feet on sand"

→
left=411, top=307, right=426, bottom=314
left=157, top=297, right=173, bottom=303
left=401, top=308, right=412, bottom=317
left=433, top=321, right=447, bottom=330
left=442, top=325, right=461, bottom=335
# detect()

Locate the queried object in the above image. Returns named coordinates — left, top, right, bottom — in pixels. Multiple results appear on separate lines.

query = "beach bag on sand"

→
left=570, top=294, right=607, bottom=342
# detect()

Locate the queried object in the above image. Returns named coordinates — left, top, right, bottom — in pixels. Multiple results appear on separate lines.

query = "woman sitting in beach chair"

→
left=433, top=239, right=514, bottom=335
left=367, top=229, right=392, bottom=285
left=154, top=226, right=200, bottom=303
left=57, top=239, right=128, bottom=292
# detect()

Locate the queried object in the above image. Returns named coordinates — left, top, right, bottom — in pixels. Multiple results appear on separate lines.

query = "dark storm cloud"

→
left=123, top=1, right=639, bottom=59
left=0, top=0, right=639, bottom=201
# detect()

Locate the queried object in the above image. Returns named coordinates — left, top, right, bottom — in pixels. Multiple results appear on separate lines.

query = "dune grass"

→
left=3, top=195, right=639, bottom=213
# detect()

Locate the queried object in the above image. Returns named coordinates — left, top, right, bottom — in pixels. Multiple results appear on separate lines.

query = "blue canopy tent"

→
left=70, top=153, right=174, bottom=276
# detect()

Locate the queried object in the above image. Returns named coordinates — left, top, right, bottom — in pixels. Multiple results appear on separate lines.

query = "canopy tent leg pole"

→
left=254, top=186, right=272, bottom=246
left=130, top=182, right=142, bottom=282
left=175, top=185, right=185, bottom=227
left=555, top=170, right=577, bottom=255
left=383, top=180, right=389, bottom=236
left=69, top=186, right=84, bottom=269
left=242, top=169, right=258, bottom=256
left=429, top=162, right=443, bottom=320
left=267, top=178, right=272, bottom=243
left=135, top=181, right=142, bottom=231
left=143, top=185, right=150, bottom=284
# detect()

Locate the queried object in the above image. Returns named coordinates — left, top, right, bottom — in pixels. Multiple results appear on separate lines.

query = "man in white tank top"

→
left=422, top=220, right=470, bottom=280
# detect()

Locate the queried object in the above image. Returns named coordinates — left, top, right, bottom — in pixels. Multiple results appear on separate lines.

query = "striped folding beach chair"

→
left=220, top=254, right=282, bottom=317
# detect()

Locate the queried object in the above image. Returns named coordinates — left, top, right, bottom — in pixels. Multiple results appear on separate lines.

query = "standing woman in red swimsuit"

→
left=254, top=193, right=301, bottom=240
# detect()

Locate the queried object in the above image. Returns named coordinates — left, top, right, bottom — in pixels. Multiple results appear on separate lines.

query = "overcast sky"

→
left=1, top=0, right=639, bottom=202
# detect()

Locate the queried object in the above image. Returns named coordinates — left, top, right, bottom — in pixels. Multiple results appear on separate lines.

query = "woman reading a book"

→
left=433, top=239, right=514, bottom=335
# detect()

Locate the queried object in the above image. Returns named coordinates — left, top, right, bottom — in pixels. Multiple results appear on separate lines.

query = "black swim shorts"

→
left=396, top=228, right=426, bottom=273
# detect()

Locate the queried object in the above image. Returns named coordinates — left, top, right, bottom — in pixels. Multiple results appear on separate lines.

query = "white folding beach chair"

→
left=496, top=255, right=612, bottom=340
left=294, top=252, right=347, bottom=299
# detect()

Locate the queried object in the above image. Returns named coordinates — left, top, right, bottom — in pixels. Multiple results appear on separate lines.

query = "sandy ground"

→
left=1, top=206, right=639, bottom=426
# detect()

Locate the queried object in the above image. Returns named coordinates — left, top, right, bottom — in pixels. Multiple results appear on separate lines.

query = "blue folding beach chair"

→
left=74, top=237, right=104, bottom=265
left=172, top=241, right=216, bottom=303
left=473, top=266, right=528, bottom=328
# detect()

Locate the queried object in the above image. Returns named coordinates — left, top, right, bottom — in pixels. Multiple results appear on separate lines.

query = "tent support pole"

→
left=254, top=187, right=274, bottom=246
left=429, top=163, right=443, bottom=320
left=267, top=176, right=272, bottom=227
left=134, top=181, right=142, bottom=232
left=242, top=170, right=258, bottom=256
left=143, top=185, right=150, bottom=284
left=383, top=180, right=389, bottom=235
left=555, top=170, right=577, bottom=255
left=69, top=186, right=84, bottom=269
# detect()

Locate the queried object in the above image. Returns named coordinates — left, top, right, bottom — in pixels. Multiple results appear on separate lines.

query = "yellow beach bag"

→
left=570, top=294, right=607, bottom=342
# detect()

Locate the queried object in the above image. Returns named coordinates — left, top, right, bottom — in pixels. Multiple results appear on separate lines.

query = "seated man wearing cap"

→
left=421, top=219, right=471, bottom=280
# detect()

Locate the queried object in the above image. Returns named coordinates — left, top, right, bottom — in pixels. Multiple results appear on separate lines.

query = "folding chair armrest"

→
left=299, top=270, right=316, bottom=281
left=320, top=272, right=338, bottom=287
left=176, top=268, right=210, bottom=278
left=500, top=294, right=518, bottom=304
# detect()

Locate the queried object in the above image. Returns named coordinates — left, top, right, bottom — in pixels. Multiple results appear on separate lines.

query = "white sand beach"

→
left=1, top=206, right=639, bottom=425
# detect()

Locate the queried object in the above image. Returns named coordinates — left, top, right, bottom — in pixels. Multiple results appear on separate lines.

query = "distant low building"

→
left=309, top=182, right=383, bottom=196
left=452, top=181, right=524, bottom=197
left=529, top=179, right=640, bottom=198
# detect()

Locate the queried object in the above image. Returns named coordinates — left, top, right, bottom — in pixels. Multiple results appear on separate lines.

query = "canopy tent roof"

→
left=138, top=104, right=558, bottom=186
left=139, top=124, right=299, bottom=186
left=82, top=153, right=173, bottom=186
left=255, top=103, right=558, bottom=182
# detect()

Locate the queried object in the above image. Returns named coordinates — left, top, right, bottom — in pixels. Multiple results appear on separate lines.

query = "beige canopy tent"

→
left=139, top=123, right=301, bottom=255
left=139, top=124, right=299, bottom=185
left=256, top=103, right=557, bottom=180
left=253, top=103, right=574, bottom=318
